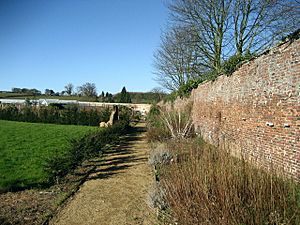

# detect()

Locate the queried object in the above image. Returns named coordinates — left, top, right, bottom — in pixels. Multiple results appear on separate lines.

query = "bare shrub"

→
left=159, top=138, right=300, bottom=225
left=148, top=143, right=174, bottom=167
left=147, top=183, right=169, bottom=211
left=160, top=109, right=194, bottom=139
left=146, top=104, right=194, bottom=142
left=146, top=105, right=171, bottom=141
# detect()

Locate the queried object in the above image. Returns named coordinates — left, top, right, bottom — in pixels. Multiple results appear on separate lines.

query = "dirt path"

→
left=50, top=123, right=158, bottom=225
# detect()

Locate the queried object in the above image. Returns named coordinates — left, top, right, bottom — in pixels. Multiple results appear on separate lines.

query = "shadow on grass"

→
left=0, top=125, right=146, bottom=193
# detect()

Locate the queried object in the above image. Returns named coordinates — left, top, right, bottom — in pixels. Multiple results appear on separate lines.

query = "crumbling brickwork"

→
left=174, top=39, right=300, bottom=179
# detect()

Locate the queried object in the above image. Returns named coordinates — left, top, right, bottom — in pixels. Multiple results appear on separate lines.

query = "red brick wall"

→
left=174, top=39, right=300, bottom=179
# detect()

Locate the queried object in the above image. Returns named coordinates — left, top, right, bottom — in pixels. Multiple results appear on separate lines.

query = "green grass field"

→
left=0, top=120, right=98, bottom=191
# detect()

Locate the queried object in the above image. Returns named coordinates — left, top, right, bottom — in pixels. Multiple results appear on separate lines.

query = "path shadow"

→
left=86, top=125, right=146, bottom=181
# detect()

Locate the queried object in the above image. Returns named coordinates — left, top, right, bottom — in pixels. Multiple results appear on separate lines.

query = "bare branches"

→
left=76, top=82, right=97, bottom=97
left=154, top=26, right=202, bottom=91
left=232, top=0, right=300, bottom=55
left=169, top=0, right=232, bottom=72
left=154, top=0, right=300, bottom=91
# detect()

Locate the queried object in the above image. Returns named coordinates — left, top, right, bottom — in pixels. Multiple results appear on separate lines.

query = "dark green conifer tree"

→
left=118, top=87, right=131, bottom=103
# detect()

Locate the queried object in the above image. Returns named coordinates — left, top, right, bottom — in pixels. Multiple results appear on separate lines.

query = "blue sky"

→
left=0, top=0, right=168, bottom=94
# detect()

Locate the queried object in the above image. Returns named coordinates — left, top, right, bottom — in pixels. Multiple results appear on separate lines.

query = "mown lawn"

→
left=0, top=120, right=98, bottom=191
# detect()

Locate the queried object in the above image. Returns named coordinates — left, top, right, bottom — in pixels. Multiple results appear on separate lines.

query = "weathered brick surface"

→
left=174, top=39, right=300, bottom=179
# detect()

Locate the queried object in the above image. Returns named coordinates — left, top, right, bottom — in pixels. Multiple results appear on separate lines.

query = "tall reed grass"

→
left=146, top=105, right=194, bottom=141
left=159, top=139, right=300, bottom=225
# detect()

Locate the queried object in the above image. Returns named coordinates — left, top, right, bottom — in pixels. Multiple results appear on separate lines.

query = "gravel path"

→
left=50, top=124, right=157, bottom=225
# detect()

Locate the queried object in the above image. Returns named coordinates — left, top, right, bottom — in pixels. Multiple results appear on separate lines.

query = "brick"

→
left=169, top=38, right=300, bottom=180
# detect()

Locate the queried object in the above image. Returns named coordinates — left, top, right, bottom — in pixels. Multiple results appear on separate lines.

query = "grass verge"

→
left=44, top=121, right=129, bottom=183
left=0, top=120, right=98, bottom=192
left=0, top=120, right=130, bottom=225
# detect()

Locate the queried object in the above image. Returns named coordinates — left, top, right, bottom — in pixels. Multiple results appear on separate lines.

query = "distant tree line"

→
left=11, top=88, right=41, bottom=95
left=127, top=89, right=166, bottom=104
left=114, top=87, right=131, bottom=103
left=9, top=84, right=164, bottom=103
left=0, top=104, right=111, bottom=126
left=99, top=91, right=114, bottom=102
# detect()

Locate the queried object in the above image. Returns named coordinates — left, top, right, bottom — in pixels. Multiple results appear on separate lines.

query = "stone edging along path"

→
left=50, top=123, right=158, bottom=225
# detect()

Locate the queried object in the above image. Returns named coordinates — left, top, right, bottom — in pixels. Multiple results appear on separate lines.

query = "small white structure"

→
left=39, top=99, right=78, bottom=106
left=0, top=99, right=26, bottom=105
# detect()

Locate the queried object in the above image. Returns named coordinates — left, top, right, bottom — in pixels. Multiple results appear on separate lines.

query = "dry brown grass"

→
left=158, top=138, right=300, bottom=225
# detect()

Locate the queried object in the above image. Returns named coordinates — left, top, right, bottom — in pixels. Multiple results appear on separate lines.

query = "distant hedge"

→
left=0, top=104, right=110, bottom=126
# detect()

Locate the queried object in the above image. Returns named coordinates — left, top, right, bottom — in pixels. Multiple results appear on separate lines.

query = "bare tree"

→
left=154, top=26, right=201, bottom=91
left=77, top=82, right=97, bottom=97
left=155, top=0, right=300, bottom=91
left=232, top=0, right=300, bottom=55
left=64, top=83, right=74, bottom=96
left=169, top=0, right=232, bottom=72
left=169, top=0, right=299, bottom=57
